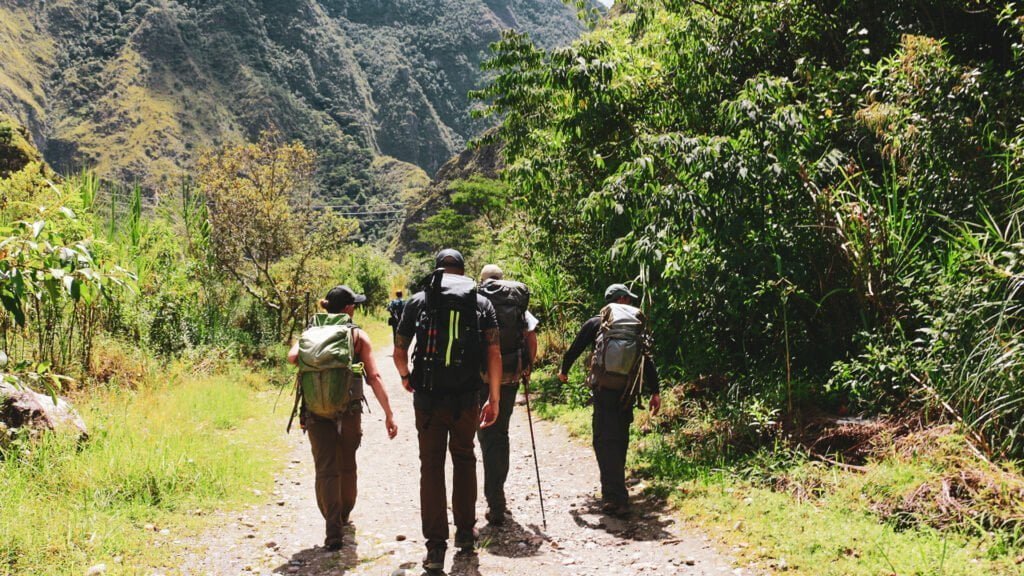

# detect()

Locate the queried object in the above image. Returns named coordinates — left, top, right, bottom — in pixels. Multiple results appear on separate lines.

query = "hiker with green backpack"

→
left=558, top=283, right=661, bottom=517
left=287, top=285, right=398, bottom=551
left=392, top=249, right=502, bottom=575
left=476, top=263, right=539, bottom=526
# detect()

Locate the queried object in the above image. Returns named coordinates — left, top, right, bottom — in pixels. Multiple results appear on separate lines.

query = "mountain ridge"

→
left=0, top=0, right=588, bottom=197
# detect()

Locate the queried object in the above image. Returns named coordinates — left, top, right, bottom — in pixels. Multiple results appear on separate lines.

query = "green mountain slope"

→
left=0, top=0, right=587, bottom=195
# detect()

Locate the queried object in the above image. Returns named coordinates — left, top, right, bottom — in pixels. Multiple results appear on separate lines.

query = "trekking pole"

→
left=521, top=373, right=547, bottom=530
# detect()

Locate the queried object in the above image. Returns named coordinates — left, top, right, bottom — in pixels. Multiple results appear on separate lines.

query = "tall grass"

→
left=0, top=366, right=285, bottom=575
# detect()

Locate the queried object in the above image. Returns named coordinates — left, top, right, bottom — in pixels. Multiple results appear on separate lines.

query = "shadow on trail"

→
left=569, top=493, right=675, bottom=542
left=272, top=537, right=359, bottom=575
left=449, top=551, right=484, bottom=576
left=479, top=516, right=548, bottom=558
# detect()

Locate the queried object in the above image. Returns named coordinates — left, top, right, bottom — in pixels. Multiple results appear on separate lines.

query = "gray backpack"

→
left=589, top=303, right=645, bottom=390
left=479, top=279, right=530, bottom=384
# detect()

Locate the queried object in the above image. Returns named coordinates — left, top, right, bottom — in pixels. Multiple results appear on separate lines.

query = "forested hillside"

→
left=478, top=0, right=1024, bottom=458
left=0, top=0, right=589, bottom=197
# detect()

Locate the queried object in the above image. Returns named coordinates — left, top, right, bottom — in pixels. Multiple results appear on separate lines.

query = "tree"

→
left=198, top=132, right=358, bottom=340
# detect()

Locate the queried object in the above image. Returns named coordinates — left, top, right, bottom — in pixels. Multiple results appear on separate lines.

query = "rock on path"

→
left=176, top=347, right=747, bottom=576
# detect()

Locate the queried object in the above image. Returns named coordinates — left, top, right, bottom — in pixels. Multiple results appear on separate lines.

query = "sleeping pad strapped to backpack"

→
left=411, top=270, right=482, bottom=393
left=479, top=279, right=530, bottom=384
left=296, top=313, right=365, bottom=420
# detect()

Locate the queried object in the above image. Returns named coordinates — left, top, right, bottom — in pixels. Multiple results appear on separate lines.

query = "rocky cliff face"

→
left=0, top=0, right=586, bottom=192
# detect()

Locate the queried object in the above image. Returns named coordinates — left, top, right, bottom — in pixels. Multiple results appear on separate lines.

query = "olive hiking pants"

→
left=306, top=411, right=362, bottom=546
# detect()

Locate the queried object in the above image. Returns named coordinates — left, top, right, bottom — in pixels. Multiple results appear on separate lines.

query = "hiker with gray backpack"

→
left=558, top=283, right=661, bottom=516
left=287, top=285, right=398, bottom=551
left=476, top=264, right=539, bottom=526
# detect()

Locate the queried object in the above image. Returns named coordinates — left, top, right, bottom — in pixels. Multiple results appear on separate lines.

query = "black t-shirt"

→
left=396, top=274, right=499, bottom=409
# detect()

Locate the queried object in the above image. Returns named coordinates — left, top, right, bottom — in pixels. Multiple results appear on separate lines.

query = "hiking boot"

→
left=485, top=507, right=506, bottom=526
left=454, top=528, right=478, bottom=553
left=324, top=539, right=343, bottom=552
left=423, top=547, right=446, bottom=573
left=601, top=500, right=631, bottom=517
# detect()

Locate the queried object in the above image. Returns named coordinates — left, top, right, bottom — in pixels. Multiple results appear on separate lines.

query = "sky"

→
left=598, top=0, right=614, bottom=6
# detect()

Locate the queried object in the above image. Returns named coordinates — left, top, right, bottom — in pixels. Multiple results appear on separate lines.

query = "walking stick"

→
left=521, top=373, right=548, bottom=530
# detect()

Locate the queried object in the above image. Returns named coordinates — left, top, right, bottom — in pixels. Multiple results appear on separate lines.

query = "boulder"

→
left=0, top=381, right=88, bottom=441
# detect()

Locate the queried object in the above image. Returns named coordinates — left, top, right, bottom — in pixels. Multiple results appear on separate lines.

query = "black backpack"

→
left=386, top=298, right=405, bottom=326
left=479, top=279, right=530, bottom=383
left=411, top=269, right=482, bottom=393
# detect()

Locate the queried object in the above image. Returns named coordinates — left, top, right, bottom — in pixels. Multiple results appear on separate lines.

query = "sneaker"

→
left=454, top=528, right=478, bottom=552
left=423, top=547, right=445, bottom=573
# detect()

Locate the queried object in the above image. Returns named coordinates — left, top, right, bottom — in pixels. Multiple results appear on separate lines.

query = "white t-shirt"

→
left=525, top=310, right=539, bottom=332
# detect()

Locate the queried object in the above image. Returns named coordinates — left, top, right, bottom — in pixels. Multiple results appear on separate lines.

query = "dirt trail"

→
left=177, top=347, right=748, bottom=576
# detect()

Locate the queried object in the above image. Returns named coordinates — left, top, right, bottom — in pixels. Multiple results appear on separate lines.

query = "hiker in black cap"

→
left=287, top=285, right=398, bottom=550
left=558, top=283, right=660, bottom=516
left=393, top=249, right=502, bottom=574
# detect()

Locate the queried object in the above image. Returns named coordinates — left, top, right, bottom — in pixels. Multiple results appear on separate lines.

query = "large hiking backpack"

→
left=296, top=313, right=365, bottom=419
left=411, top=270, right=482, bottom=393
left=588, top=303, right=645, bottom=391
left=479, top=279, right=530, bottom=383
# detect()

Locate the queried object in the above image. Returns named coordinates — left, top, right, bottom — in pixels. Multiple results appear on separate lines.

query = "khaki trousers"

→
left=306, top=411, right=362, bottom=546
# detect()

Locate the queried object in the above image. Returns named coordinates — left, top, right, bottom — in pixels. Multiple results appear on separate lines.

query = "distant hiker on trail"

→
left=393, top=249, right=502, bottom=575
left=287, top=285, right=399, bottom=551
left=386, top=291, right=405, bottom=340
left=558, top=283, right=661, bottom=517
left=476, top=264, right=538, bottom=526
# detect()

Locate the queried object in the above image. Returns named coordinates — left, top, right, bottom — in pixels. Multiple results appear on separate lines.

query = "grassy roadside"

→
left=0, top=313, right=391, bottom=575
left=0, top=361, right=290, bottom=576
left=531, top=369, right=1024, bottom=576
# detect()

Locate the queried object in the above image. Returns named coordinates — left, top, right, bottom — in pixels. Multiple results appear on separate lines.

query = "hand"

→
left=557, top=372, right=568, bottom=383
left=385, top=415, right=398, bottom=439
left=400, top=374, right=414, bottom=393
left=479, top=400, right=499, bottom=429
left=649, top=393, right=661, bottom=416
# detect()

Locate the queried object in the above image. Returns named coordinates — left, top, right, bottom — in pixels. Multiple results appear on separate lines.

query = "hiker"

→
left=393, top=249, right=502, bottom=574
left=287, top=285, right=399, bottom=551
left=476, top=264, right=538, bottom=525
left=557, top=283, right=661, bottom=516
left=385, top=291, right=405, bottom=340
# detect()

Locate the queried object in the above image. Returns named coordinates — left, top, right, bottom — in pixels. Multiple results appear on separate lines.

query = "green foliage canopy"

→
left=479, top=1, right=1024, bottom=456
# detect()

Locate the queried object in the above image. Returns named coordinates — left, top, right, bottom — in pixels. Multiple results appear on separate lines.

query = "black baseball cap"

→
left=325, top=285, right=366, bottom=309
left=435, top=248, right=465, bottom=269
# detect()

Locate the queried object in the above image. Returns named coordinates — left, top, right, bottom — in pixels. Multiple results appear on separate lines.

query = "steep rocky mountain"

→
left=0, top=0, right=587, bottom=197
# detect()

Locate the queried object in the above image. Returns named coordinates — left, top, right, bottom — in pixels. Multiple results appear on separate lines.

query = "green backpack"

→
left=295, top=313, right=365, bottom=421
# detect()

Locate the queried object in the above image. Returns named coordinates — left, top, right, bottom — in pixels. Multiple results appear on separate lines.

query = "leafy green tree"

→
left=198, top=133, right=358, bottom=340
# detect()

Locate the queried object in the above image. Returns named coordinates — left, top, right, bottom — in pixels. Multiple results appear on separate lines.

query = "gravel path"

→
left=176, top=347, right=747, bottom=576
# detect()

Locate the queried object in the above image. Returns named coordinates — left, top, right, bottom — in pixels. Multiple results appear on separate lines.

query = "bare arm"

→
left=393, top=334, right=413, bottom=393
left=287, top=341, right=299, bottom=365
left=479, top=329, right=502, bottom=428
left=357, top=330, right=398, bottom=438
